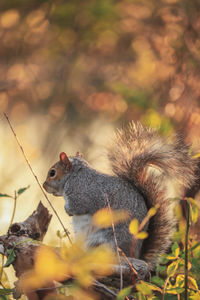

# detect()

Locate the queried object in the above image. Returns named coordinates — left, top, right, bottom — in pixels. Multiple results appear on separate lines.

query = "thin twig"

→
left=185, top=200, right=190, bottom=300
left=0, top=280, right=6, bottom=289
left=118, top=247, right=139, bottom=278
left=138, top=204, right=159, bottom=232
left=162, top=276, right=170, bottom=300
left=4, top=113, right=72, bottom=244
left=130, top=236, right=136, bottom=258
left=105, top=196, right=124, bottom=291
left=24, top=280, right=117, bottom=298
left=0, top=255, right=5, bottom=285
left=138, top=214, right=151, bottom=232
left=93, top=280, right=118, bottom=297
left=8, top=191, right=17, bottom=229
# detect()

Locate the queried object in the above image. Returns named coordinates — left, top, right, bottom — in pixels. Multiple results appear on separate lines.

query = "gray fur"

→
left=63, top=157, right=148, bottom=257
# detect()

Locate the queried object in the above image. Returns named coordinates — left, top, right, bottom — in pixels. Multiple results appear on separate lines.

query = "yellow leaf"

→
left=167, top=261, right=179, bottom=276
left=140, top=281, right=162, bottom=292
left=175, top=274, right=184, bottom=287
left=192, top=153, right=200, bottom=159
left=135, top=231, right=148, bottom=240
left=61, top=241, right=116, bottom=287
left=136, top=281, right=153, bottom=296
left=174, top=203, right=183, bottom=220
left=165, top=274, right=185, bottom=294
left=189, top=293, right=200, bottom=300
left=186, top=197, right=198, bottom=206
left=19, top=246, right=69, bottom=292
left=129, top=219, right=139, bottom=235
left=34, top=246, right=68, bottom=281
left=89, top=245, right=117, bottom=275
left=191, top=207, right=199, bottom=224
left=174, top=247, right=180, bottom=257
left=166, top=255, right=177, bottom=260
left=193, top=244, right=200, bottom=259
left=61, top=239, right=85, bottom=261
left=71, top=288, right=96, bottom=300
left=75, top=270, right=94, bottom=287
left=188, top=276, right=198, bottom=290
left=42, top=294, right=67, bottom=300
left=147, top=205, right=159, bottom=218
left=20, top=240, right=117, bottom=293
left=93, top=208, right=129, bottom=228
left=166, top=286, right=184, bottom=295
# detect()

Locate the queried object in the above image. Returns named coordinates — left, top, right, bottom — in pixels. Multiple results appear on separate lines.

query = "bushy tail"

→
left=108, top=122, right=197, bottom=269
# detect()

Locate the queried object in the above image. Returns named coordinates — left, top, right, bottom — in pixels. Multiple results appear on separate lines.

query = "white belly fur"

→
left=72, top=214, right=93, bottom=238
left=71, top=214, right=112, bottom=249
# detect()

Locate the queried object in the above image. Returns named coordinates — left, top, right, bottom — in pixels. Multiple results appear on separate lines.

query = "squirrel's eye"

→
left=49, top=169, right=56, bottom=177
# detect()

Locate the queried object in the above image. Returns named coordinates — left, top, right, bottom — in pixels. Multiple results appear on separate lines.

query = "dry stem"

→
left=105, top=196, right=124, bottom=292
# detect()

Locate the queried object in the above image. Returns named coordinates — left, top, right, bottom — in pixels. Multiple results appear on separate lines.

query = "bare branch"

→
left=4, top=113, right=72, bottom=244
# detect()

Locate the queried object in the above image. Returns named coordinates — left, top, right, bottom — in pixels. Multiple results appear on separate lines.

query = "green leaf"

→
left=171, top=242, right=179, bottom=255
left=0, top=296, right=8, bottom=300
left=167, top=243, right=180, bottom=259
left=0, top=288, right=13, bottom=295
left=136, top=282, right=153, bottom=296
left=159, top=255, right=169, bottom=264
left=163, top=295, right=178, bottom=300
left=156, top=264, right=167, bottom=274
left=17, top=185, right=30, bottom=196
left=133, top=292, right=146, bottom=300
left=165, top=287, right=184, bottom=294
left=190, top=205, right=199, bottom=224
left=0, top=193, right=12, bottom=198
left=56, top=230, right=62, bottom=239
left=167, top=261, right=179, bottom=276
left=117, top=286, right=132, bottom=300
left=4, top=248, right=16, bottom=268
left=191, top=241, right=200, bottom=251
left=142, top=282, right=162, bottom=292
left=151, top=276, right=165, bottom=288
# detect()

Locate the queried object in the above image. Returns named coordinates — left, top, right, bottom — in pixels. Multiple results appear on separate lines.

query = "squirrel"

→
left=43, top=122, right=197, bottom=270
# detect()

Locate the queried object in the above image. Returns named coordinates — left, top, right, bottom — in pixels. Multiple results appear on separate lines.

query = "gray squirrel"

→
left=43, top=122, right=196, bottom=270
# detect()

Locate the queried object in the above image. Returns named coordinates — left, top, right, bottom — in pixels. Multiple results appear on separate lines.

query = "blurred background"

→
left=0, top=0, right=200, bottom=249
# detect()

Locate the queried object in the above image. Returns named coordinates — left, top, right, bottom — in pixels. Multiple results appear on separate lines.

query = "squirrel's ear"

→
left=59, top=152, right=72, bottom=171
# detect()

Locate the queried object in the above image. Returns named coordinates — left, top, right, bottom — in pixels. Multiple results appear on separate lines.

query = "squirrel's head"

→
left=43, top=152, right=72, bottom=196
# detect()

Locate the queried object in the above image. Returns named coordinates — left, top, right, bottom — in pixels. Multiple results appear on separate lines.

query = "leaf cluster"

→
left=1, top=188, right=200, bottom=300
left=133, top=198, right=200, bottom=300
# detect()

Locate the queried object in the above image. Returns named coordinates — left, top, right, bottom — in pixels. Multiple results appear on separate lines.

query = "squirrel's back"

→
left=108, top=122, right=197, bottom=269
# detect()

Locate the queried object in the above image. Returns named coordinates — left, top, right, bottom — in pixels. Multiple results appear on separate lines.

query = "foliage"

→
left=92, top=207, right=130, bottom=228
left=0, top=186, right=30, bottom=300
left=0, top=187, right=200, bottom=300
left=133, top=198, right=200, bottom=300
left=19, top=241, right=116, bottom=299
left=0, top=186, right=29, bottom=199
left=0, top=186, right=29, bottom=230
